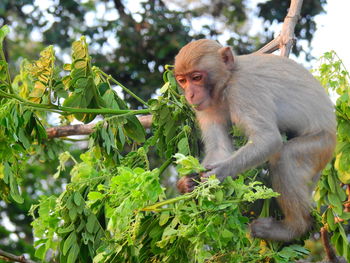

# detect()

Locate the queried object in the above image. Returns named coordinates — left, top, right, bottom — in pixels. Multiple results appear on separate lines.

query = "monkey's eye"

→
left=176, top=78, right=187, bottom=86
left=192, top=75, right=202, bottom=81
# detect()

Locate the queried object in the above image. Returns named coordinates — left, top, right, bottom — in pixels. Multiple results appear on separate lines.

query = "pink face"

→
left=175, top=71, right=211, bottom=111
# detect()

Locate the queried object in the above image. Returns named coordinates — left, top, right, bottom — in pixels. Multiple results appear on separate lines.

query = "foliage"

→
left=0, top=26, right=314, bottom=262
left=313, top=51, right=350, bottom=262
left=30, top=152, right=300, bottom=263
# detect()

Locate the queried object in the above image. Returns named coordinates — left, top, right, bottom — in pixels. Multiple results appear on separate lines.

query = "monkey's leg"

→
left=250, top=132, right=335, bottom=241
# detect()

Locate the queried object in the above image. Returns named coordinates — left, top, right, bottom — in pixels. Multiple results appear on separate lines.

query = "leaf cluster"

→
left=31, top=152, right=302, bottom=263
left=313, top=51, right=350, bottom=261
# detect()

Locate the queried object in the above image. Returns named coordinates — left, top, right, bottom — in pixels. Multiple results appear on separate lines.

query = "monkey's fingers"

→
left=204, top=164, right=215, bottom=171
left=201, top=169, right=215, bottom=179
left=177, top=175, right=199, bottom=194
left=186, top=180, right=198, bottom=192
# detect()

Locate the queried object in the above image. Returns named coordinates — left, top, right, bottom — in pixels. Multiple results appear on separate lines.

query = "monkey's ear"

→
left=219, top=46, right=234, bottom=71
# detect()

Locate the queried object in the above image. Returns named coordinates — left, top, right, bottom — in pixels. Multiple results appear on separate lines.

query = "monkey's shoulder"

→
left=233, top=54, right=316, bottom=85
left=236, top=53, right=302, bottom=69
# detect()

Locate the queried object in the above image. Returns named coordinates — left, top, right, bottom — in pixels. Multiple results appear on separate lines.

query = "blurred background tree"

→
left=0, top=0, right=326, bottom=260
left=1, top=0, right=326, bottom=107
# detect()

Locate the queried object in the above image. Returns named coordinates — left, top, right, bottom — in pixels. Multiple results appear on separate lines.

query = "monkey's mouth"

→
left=192, top=103, right=202, bottom=110
left=192, top=101, right=207, bottom=111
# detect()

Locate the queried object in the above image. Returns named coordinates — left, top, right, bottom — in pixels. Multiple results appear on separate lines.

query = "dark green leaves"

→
left=314, top=51, right=350, bottom=262
left=150, top=68, right=200, bottom=160
left=0, top=25, right=10, bottom=90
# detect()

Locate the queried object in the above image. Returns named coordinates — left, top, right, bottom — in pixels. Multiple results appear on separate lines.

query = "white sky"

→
left=310, top=0, right=350, bottom=70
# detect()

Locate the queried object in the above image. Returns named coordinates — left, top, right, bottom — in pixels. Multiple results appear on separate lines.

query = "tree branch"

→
left=46, top=115, right=152, bottom=139
left=256, top=0, right=303, bottom=57
left=320, top=227, right=347, bottom=263
left=0, top=249, right=37, bottom=263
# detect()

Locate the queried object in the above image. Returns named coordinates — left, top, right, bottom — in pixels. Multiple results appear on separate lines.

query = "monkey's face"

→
left=175, top=71, right=211, bottom=111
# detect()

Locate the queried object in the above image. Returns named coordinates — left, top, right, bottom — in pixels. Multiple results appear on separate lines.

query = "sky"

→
left=310, top=0, right=350, bottom=70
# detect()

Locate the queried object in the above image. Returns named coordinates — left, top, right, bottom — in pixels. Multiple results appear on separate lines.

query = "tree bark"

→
left=46, top=115, right=152, bottom=139
left=0, top=249, right=37, bottom=263
left=256, top=0, right=303, bottom=57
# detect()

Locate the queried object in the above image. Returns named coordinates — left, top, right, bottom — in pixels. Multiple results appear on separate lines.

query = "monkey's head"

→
left=174, top=39, right=234, bottom=111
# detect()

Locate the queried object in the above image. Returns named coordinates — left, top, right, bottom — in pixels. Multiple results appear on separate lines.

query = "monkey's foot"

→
left=250, top=217, right=294, bottom=242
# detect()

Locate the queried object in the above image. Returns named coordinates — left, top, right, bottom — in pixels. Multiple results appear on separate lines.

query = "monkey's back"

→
left=230, top=54, right=336, bottom=136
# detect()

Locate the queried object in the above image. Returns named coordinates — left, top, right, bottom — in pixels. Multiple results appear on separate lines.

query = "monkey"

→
left=174, top=39, right=336, bottom=242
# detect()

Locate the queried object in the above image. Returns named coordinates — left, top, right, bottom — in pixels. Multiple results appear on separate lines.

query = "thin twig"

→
left=321, top=227, right=338, bottom=262
left=0, top=249, right=37, bottom=263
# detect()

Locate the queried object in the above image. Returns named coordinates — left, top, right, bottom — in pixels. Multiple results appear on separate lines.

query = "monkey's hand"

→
left=177, top=174, right=200, bottom=194
left=202, top=162, right=236, bottom=182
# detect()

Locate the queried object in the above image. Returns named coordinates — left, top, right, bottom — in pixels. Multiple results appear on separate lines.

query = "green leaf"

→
left=67, top=243, right=80, bottom=263
left=18, top=129, right=31, bottom=149
left=177, top=137, right=189, bottom=155
left=0, top=25, right=10, bottom=46
left=88, top=191, right=103, bottom=201
left=221, top=229, right=234, bottom=239
left=34, top=244, right=47, bottom=260
left=63, top=231, right=77, bottom=256
left=160, top=82, right=170, bottom=94
left=63, top=92, right=86, bottom=108
left=9, top=172, right=24, bottom=204
left=58, top=224, right=75, bottom=234
left=86, top=214, right=96, bottom=234
left=162, top=226, right=177, bottom=237
left=326, top=209, right=335, bottom=231
left=159, top=212, right=170, bottom=226
left=69, top=208, right=78, bottom=221
left=124, top=116, right=146, bottom=143
left=327, top=173, right=336, bottom=193
left=73, top=192, right=83, bottom=206
left=214, top=190, right=224, bottom=202
left=3, top=161, right=11, bottom=184
left=328, top=193, right=343, bottom=214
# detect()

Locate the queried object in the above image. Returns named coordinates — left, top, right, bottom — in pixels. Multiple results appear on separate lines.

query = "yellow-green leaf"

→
left=29, top=81, right=46, bottom=98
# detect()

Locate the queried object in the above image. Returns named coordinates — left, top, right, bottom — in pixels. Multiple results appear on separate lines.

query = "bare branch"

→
left=256, top=0, right=303, bottom=57
left=46, top=115, right=153, bottom=139
left=320, top=227, right=347, bottom=263
left=0, top=249, right=37, bottom=263
left=47, top=123, right=95, bottom=138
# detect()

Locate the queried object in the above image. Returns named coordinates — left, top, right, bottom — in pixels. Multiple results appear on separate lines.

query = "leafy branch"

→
left=0, top=89, right=149, bottom=115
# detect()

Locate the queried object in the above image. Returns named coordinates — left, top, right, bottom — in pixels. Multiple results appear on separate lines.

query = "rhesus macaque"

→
left=174, top=39, right=336, bottom=242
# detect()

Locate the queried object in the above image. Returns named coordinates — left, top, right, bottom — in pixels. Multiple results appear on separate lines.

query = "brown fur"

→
left=174, top=39, right=336, bottom=242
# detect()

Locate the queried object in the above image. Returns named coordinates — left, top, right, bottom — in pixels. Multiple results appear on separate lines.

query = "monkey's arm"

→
left=204, top=119, right=283, bottom=181
left=200, top=121, right=234, bottom=167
